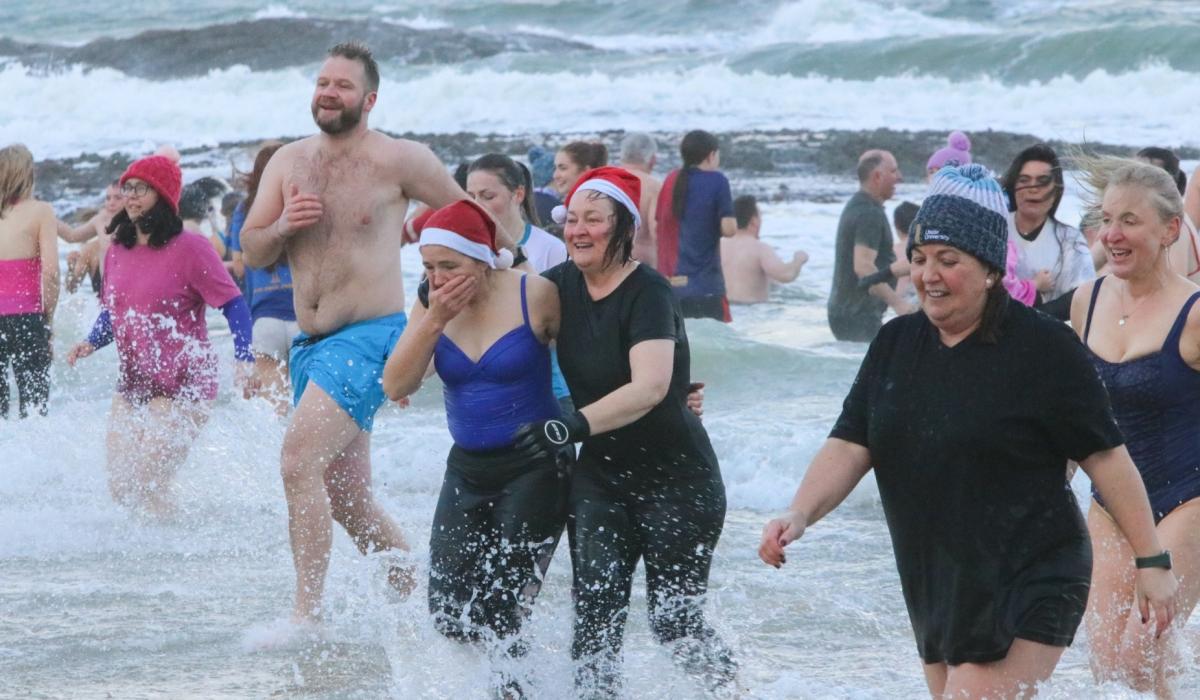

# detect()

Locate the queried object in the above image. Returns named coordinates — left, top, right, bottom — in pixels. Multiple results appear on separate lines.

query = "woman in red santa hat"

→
left=527, top=166, right=737, bottom=696
left=382, top=199, right=568, bottom=696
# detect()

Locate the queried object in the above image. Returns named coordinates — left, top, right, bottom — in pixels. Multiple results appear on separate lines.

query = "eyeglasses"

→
left=121, top=182, right=152, bottom=197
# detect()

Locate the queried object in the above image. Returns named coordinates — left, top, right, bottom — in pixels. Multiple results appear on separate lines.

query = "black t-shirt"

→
left=543, top=262, right=719, bottom=485
left=830, top=302, right=1123, bottom=664
left=828, top=190, right=896, bottom=321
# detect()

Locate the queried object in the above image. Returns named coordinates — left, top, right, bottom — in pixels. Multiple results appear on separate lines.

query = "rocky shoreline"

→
left=38, top=127, right=1195, bottom=216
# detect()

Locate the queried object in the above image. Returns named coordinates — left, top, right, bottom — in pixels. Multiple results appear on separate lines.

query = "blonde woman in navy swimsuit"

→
left=1070, top=157, right=1200, bottom=696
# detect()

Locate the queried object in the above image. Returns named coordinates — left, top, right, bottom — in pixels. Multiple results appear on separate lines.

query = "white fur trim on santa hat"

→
left=419, top=227, right=498, bottom=269
left=495, top=248, right=514, bottom=269
left=571, top=179, right=642, bottom=229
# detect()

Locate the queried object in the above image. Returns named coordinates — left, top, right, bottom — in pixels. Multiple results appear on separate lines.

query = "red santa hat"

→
left=551, top=166, right=642, bottom=230
left=418, top=199, right=513, bottom=269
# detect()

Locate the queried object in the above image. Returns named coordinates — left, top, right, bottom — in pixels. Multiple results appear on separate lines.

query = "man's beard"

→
left=311, top=98, right=364, bottom=135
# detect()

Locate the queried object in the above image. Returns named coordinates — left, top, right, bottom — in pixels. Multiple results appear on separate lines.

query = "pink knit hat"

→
left=926, top=131, right=972, bottom=173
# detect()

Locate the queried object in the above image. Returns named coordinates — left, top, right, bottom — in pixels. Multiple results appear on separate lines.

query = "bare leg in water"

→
left=105, top=394, right=209, bottom=520
left=922, top=638, right=1065, bottom=699
left=280, top=383, right=410, bottom=623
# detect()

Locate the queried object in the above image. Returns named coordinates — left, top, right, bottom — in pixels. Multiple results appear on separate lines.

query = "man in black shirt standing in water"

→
left=827, top=149, right=912, bottom=341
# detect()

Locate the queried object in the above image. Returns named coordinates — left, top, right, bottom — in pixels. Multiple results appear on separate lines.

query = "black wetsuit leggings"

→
left=568, top=456, right=736, bottom=696
left=428, top=443, right=569, bottom=650
left=0, top=313, right=51, bottom=419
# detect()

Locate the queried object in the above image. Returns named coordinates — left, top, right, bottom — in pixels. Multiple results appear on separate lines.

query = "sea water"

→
left=3, top=1, right=1199, bottom=698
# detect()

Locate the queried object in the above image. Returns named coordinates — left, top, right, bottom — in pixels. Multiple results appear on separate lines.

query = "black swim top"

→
left=1084, top=277, right=1200, bottom=522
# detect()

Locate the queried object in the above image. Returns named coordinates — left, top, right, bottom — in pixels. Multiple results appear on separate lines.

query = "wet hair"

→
left=856, top=151, right=886, bottom=184
left=1077, top=154, right=1183, bottom=231
left=178, top=184, right=211, bottom=221
left=1136, top=146, right=1187, bottom=195
left=976, top=277, right=1011, bottom=345
left=328, top=41, right=380, bottom=93
left=893, top=201, right=919, bottom=236
left=672, top=130, right=721, bottom=220
left=221, top=191, right=243, bottom=220
left=1001, top=144, right=1065, bottom=221
left=515, top=161, right=541, bottom=226
left=588, top=191, right=636, bottom=269
left=0, top=143, right=34, bottom=218
left=620, top=132, right=657, bottom=166
left=241, top=142, right=284, bottom=214
left=108, top=198, right=184, bottom=249
left=560, top=141, right=608, bottom=173
left=191, top=176, right=228, bottom=199
left=453, top=161, right=470, bottom=190
left=733, top=195, right=759, bottom=228
left=468, top=153, right=538, bottom=224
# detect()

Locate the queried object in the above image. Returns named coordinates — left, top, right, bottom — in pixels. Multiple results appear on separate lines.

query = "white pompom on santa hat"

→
left=551, top=166, right=642, bottom=229
left=418, top=199, right=513, bottom=269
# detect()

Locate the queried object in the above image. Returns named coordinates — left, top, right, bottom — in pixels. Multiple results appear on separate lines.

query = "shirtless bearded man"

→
left=240, top=42, right=471, bottom=623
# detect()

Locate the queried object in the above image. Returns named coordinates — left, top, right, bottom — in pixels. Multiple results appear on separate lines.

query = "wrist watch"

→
left=1135, top=550, right=1172, bottom=570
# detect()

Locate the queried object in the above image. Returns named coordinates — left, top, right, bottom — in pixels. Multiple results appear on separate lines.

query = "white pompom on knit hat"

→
left=551, top=166, right=643, bottom=229
left=419, top=199, right=513, bottom=269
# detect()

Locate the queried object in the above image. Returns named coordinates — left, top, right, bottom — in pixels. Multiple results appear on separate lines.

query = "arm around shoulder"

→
left=576, top=338, right=673, bottom=435
left=524, top=274, right=561, bottom=343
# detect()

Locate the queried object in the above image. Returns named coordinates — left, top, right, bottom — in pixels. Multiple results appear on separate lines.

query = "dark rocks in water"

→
left=0, top=18, right=592, bottom=80
left=37, top=128, right=1197, bottom=215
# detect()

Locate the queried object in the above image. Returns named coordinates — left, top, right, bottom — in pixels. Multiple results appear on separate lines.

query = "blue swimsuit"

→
left=434, top=275, right=560, bottom=451
left=1085, top=277, right=1200, bottom=522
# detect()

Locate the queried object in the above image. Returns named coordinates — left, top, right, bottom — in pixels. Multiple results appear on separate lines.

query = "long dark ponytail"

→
left=671, top=130, right=720, bottom=220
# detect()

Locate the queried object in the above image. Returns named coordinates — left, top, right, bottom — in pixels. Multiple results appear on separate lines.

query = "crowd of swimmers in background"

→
left=3, top=39, right=1200, bottom=699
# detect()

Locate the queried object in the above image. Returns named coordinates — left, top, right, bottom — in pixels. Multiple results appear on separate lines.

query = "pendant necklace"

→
left=1118, top=281, right=1157, bottom=326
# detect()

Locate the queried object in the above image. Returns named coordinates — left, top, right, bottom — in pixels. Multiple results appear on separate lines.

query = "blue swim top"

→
left=434, top=275, right=561, bottom=451
left=1084, top=277, right=1200, bottom=522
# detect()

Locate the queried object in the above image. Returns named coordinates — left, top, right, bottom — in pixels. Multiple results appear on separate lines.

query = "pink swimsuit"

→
left=0, top=258, right=41, bottom=315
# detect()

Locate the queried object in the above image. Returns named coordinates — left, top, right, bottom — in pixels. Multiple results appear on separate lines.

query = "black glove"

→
left=513, top=411, right=591, bottom=461
left=857, top=267, right=897, bottom=289
left=417, top=276, right=430, bottom=308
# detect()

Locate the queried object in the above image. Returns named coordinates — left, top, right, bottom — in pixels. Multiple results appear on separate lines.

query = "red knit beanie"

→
left=120, top=155, right=183, bottom=214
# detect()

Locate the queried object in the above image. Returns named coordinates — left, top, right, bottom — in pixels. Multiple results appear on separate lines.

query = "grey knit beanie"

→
left=907, top=164, right=1008, bottom=271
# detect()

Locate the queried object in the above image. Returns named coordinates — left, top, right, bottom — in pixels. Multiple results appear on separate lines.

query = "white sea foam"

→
left=252, top=4, right=308, bottom=20
left=5, top=61, right=1198, bottom=161
left=511, top=0, right=993, bottom=54
left=749, top=0, right=995, bottom=46
left=380, top=14, right=452, bottom=31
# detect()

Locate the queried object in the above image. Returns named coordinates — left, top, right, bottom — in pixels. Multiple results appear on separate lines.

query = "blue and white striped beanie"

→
left=907, top=164, right=1008, bottom=271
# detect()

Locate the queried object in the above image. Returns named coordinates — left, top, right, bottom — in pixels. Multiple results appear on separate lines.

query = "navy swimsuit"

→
left=435, top=274, right=560, bottom=451
left=1084, top=277, right=1200, bottom=522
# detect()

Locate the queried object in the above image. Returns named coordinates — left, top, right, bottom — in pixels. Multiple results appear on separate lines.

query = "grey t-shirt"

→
left=828, top=190, right=896, bottom=321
